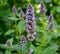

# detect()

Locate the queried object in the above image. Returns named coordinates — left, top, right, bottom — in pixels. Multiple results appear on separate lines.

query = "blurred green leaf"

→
left=45, top=0, right=51, bottom=3
left=0, top=51, right=3, bottom=54
left=9, top=38, right=13, bottom=43
left=15, top=36, right=20, bottom=40
left=36, top=25, right=44, bottom=32
left=55, top=6, right=60, bottom=13
left=0, top=44, right=7, bottom=49
left=8, top=16, right=19, bottom=21
left=5, top=50, right=11, bottom=54
left=42, top=44, right=58, bottom=54
left=5, top=29, right=15, bottom=36
left=18, top=20, right=26, bottom=35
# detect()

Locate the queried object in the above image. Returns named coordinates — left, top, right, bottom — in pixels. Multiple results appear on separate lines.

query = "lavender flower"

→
left=6, top=40, right=12, bottom=47
left=12, top=6, right=17, bottom=14
left=28, top=48, right=33, bottom=54
left=48, top=14, right=53, bottom=22
left=20, top=35, right=26, bottom=45
left=20, top=10, right=24, bottom=19
left=40, top=2, right=46, bottom=16
left=26, top=3, right=36, bottom=41
left=48, top=22, right=54, bottom=31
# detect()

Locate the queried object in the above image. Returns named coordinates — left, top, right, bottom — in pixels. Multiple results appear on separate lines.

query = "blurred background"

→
left=0, top=0, right=60, bottom=53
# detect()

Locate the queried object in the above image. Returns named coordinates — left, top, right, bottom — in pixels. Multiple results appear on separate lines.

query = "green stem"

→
left=15, top=20, right=18, bottom=36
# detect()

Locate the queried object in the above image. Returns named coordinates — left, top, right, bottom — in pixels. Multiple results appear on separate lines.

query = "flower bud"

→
left=20, top=10, right=24, bottom=19
left=40, top=2, right=46, bottom=16
left=48, top=22, right=54, bottom=31
left=48, top=14, right=53, bottom=22
left=12, top=6, right=17, bottom=14
left=6, top=40, right=12, bottom=47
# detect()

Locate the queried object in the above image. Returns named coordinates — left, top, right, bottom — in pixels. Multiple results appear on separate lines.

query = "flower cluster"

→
left=26, top=3, right=36, bottom=41
left=48, top=14, right=54, bottom=31
left=40, top=2, right=46, bottom=16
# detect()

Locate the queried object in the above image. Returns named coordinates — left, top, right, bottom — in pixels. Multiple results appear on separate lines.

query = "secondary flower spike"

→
left=20, top=35, right=26, bottom=45
left=48, top=14, right=53, bottom=22
left=12, top=6, right=17, bottom=14
left=26, top=3, right=36, bottom=41
left=20, top=10, right=24, bottom=19
left=40, top=2, right=46, bottom=16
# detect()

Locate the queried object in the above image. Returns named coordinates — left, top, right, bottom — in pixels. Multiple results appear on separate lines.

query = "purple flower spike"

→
left=40, top=2, right=46, bottom=16
left=28, top=48, right=33, bottom=54
left=48, top=14, right=53, bottom=22
left=12, top=6, right=17, bottom=14
left=20, top=10, right=24, bottom=19
left=6, top=40, right=12, bottom=47
left=20, top=35, right=26, bottom=45
left=48, top=22, right=54, bottom=31
left=26, top=3, right=36, bottom=41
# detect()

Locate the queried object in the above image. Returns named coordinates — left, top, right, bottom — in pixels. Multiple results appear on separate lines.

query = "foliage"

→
left=0, top=0, right=60, bottom=54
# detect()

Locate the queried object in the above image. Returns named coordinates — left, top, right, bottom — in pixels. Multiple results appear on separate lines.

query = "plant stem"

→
left=15, top=20, right=18, bottom=36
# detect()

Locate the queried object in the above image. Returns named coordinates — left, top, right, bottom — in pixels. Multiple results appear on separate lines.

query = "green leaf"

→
left=56, top=6, right=60, bottom=13
left=45, top=36, right=52, bottom=44
left=0, top=51, right=3, bottom=54
left=12, top=44, right=21, bottom=51
left=9, top=38, right=13, bottom=43
left=45, top=0, right=51, bottom=3
left=15, top=36, right=20, bottom=40
left=44, top=31, right=52, bottom=44
left=42, top=44, right=58, bottom=54
left=0, top=44, right=7, bottom=49
left=51, top=32, right=60, bottom=38
left=30, top=44, right=36, bottom=50
left=35, top=0, right=44, bottom=3
left=36, top=25, right=44, bottom=32
left=21, top=43, right=29, bottom=54
left=5, top=50, right=11, bottom=54
left=8, top=16, right=19, bottom=21
left=5, top=29, right=15, bottom=36
left=18, top=20, right=26, bottom=35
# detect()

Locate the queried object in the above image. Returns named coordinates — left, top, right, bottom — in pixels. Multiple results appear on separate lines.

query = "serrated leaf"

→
left=5, top=50, right=11, bottom=54
left=18, top=20, right=26, bottom=35
left=12, top=44, right=21, bottom=51
left=36, top=26, right=43, bottom=32
left=42, top=44, right=58, bottom=54
left=5, top=29, right=15, bottom=36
